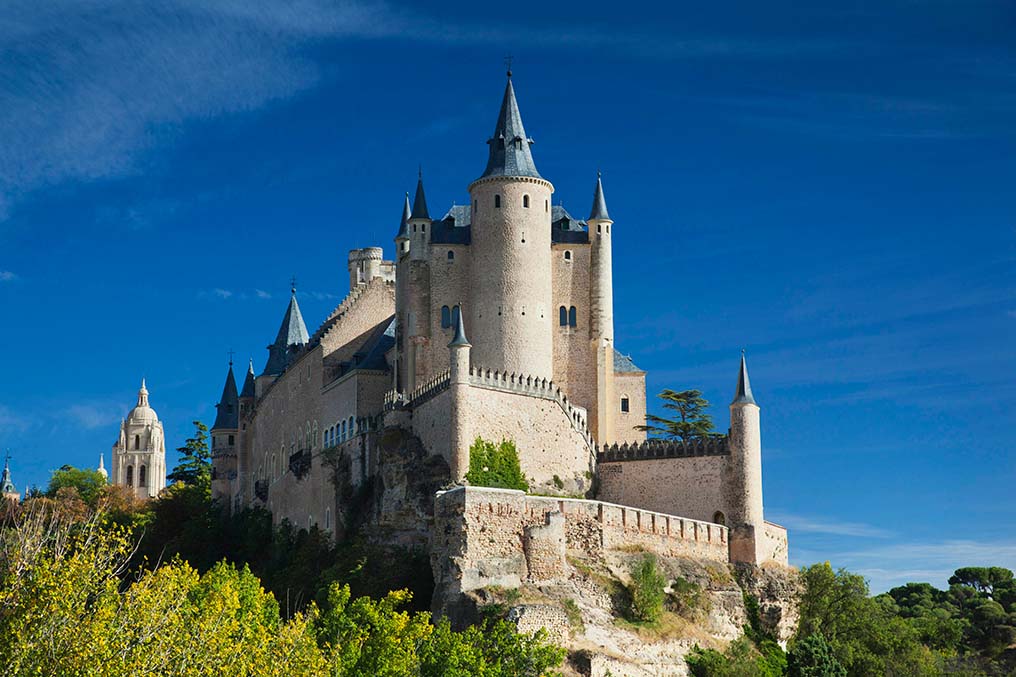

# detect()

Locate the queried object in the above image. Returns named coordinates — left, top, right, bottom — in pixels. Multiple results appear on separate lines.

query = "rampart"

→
left=431, top=486, right=729, bottom=616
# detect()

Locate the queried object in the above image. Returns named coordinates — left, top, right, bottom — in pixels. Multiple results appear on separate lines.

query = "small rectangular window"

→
left=621, top=397, right=630, bottom=413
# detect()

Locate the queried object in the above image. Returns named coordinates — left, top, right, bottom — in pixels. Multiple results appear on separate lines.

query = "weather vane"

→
left=290, top=275, right=297, bottom=294
left=227, top=348, right=235, bottom=366
left=504, top=53, right=513, bottom=77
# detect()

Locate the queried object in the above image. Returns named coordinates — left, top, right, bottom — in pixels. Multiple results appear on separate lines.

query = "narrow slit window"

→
left=569, top=306, right=577, bottom=327
left=441, top=305, right=451, bottom=328
left=523, top=195, right=530, bottom=208
left=126, top=465, right=133, bottom=487
left=139, top=465, right=147, bottom=488
left=564, top=250, right=572, bottom=261
left=447, top=250, right=454, bottom=261
left=620, top=397, right=630, bottom=413
left=494, top=195, right=501, bottom=208
left=559, top=306, right=568, bottom=326
left=452, top=305, right=460, bottom=326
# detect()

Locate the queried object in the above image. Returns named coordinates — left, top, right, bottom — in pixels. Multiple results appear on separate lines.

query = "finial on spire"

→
left=290, top=276, right=297, bottom=295
left=732, top=351, right=756, bottom=406
left=588, top=171, right=611, bottom=222
left=227, top=349, right=235, bottom=367
left=504, top=53, right=513, bottom=78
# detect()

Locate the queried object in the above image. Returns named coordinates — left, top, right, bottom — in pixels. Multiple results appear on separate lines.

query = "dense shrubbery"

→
left=628, top=554, right=667, bottom=623
left=464, top=437, right=529, bottom=491
left=688, top=562, right=1016, bottom=676
left=0, top=510, right=565, bottom=676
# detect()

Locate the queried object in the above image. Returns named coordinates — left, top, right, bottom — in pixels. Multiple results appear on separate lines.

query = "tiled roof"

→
left=613, top=349, right=643, bottom=373
left=478, top=76, right=542, bottom=180
left=212, top=364, right=239, bottom=430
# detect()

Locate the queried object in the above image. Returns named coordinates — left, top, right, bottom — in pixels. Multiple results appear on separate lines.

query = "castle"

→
left=207, top=72, right=787, bottom=587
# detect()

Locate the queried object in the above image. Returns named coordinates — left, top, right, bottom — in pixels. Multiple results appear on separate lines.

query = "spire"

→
left=410, top=170, right=430, bottom=221
left=588, top=171, right=611, bottom=222
left=479, top=73, right=541, bottom=180
left=449, top=306, right=471, bottom=347
left=212, top=361, right=240, bottom=430
left=396, top=192, right=411, bottom=241
left=97, top=454, right=108, bottom=480
left=240, top=358, right=257, bottom=399
left=1, top=455, right=16, bottom=496
left=263, top=289, right=310, bottom=376
left=137, top=379, right=149, bottom=407
left=731, top=351, right=757, bottom=406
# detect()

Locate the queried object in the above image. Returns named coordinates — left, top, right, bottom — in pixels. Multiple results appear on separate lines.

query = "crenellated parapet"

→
left=597, top=436, right=729, bottom=463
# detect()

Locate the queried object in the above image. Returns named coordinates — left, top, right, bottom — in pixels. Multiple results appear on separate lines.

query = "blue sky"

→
left=0, top=0, right=1013, bottom=592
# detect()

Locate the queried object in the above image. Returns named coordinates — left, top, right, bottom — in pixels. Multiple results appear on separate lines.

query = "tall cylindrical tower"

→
left=727, top=353, right=764, bottom=529
left=588, top=173, right=616, bottom=442
left=467, top=73, right=555, bottom=378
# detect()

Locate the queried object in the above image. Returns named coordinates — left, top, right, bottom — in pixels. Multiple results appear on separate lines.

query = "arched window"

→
left=569, top=306, right=577, bottom=327
left=271, top=453, right=276, bottom=478
left=126, top=465, right=134, bottom=487
left=451, top=305, right=460, bottom=327
left=597, top=224, right=602, bottom=233
left=620, top=396, right=630, bottom=413
left=412, top=224, right=417, bottom=232
left=447, top=250, right=454, bottom=261
left=606, top=225, right=610, bottom=233
left=494, top=194, right=501, bottom=208
left=340, top=421, right=346, bottom=441
left=228, top=434, right=235, bottom=446
left=134, top=434, right=140, bottom=450
left=441, top=305, right=451, bottom=328
left=325, top=508, right=331, bottom=530
left=713, top=511, right=726, bottom=526
left=564, top=250, right=572, bottom=261
left=523, top=194, right=530, bottom=208
left=139, top=465, right=147, bottom=488
left=422, top=224, right=426, bottom=233
left=559, top=306, right=568, bottom=326
left=348, top=416, right=354, bottom=436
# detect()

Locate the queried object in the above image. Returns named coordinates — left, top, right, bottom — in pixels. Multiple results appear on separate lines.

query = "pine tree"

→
left=637, top=389, right=717, bottom=441
left=168, top=420, right=211, bottom=488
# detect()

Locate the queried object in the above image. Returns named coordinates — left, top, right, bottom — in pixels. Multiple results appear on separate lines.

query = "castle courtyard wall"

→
left=597, top=454, right=730, bottom=525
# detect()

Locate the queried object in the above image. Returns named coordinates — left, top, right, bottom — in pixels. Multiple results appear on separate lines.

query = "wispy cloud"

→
left=65, top=403, right=123, bottom=430
left=0, top=405, right=32, bottom=433
left=770, top=512, right=894, bottom=538
left=255, top=289, right=272, bottom=300
left=0, top=271, right=16, bottom=281
left=199, top=287, right=285, bottom=301
left=0, top=1, right=863, bottom=219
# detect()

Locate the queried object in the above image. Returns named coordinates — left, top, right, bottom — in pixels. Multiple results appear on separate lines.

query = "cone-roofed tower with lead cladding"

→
left=211, top=361, right=240, bottom=504
left=467, top=70, right=555, bottom=379
left=588, top=172, right=616, bottom=442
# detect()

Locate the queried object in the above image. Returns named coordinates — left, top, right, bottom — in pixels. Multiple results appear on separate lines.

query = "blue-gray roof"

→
left=212, top=364, right=239, bottom=430
left=263, top=293, right=310, bottom=376
left=431, top=205, right=472, bottom=244
left=396, top=193, right=410, bottom=241
left=479, top=77, right=542, bottom=181
left=613, top=349, right=643, bottom=373
left=551, top=205, right=590, bottom=244
left=410, top=175, right=430, bottom=220
left=334, top=316, right=396, bottom=378
left=589, top=173, right=610, bottom=221
left=732, top=353, right=756, bottom=405
left=240, top=360, right=256, bottom=399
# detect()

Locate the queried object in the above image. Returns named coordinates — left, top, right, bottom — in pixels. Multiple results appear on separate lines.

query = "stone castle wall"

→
left=431, top=486, right=729, bottom=615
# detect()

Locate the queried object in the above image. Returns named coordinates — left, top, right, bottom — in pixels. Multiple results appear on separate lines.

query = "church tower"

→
left=111, top=379, right=167, bottom=499
left=211, top=360, right=239, bottom=504
left=467, top=70, right=555, bottom=378
left=1, top=456, right=19, bottom=503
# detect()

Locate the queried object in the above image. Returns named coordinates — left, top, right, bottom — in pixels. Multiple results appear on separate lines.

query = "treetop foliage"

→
left=637, top=389, right=718, bottom=441
left=464, top=438, right=529, bottom=491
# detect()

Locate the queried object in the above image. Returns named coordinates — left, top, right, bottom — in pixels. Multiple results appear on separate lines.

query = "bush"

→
left=629, top=554, right=666, bottom=623
left=464, top=438, right=529, bottom=491
left=788, top=634, right=847, bottom=677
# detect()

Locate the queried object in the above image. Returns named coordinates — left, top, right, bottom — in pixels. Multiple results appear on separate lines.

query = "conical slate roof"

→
left=410, top=173, right=430, bottom=221
left=449, top=307, right=470, bottom=347
left=479, top=75, right=541, bottom=180
left=396, top=192, right=411, bottom=240
left=263, top=291, right=310, bottom=376
left=731, top=352, right=756, bottom=405
left=212, top=363, right=239, bottom=430
left=588, top=172, right=610, bottom=221
left=240, top=359, right=257, bottom=399
left=1, top=457, right=16, bottom=495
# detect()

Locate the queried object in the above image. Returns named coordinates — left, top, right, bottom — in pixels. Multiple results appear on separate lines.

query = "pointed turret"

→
left=263, top=287, right=310, bottom=376
left=449, top=305, right=471, bottom=348
left=731, top=351, right=756, bottom=406
left=137, top=378, right=149, bottom=407
left=588, top=172, right=611, bottom=222
left=410, top=171, right=430, bottom=221
left=240, top=359, right=256, bottom=400
left=97, top=454, right=108, bottom=481
left=395, top=192, right=411, bottom=244
left=212, top=362, right=240, bottom=431
left=480, top=72, right=541, bottom=180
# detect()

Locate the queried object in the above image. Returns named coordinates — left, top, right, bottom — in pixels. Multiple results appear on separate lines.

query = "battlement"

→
left=597, top=436, right=729, bottom=463
left=467, top=367, right=593, bottom=444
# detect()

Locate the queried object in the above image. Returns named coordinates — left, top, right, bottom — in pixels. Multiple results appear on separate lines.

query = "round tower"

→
left=467, top=72, right=554, bottom=378
left=588, top=173, right=616, bottom=442
left=405, top=173, right=433, bottom=392
left=726, top=353, right=765, bottom=563
left=447, top=309, right=472, bottom=480
left=394, top=193, right=411, bottom=391
left=348, top=247, right=384, bottom=290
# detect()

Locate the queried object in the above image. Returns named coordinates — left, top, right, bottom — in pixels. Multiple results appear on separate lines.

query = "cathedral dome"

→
left=126, top=379, right=159, bottom=425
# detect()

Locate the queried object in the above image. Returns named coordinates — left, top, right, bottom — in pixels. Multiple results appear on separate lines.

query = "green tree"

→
left=787, top=634, right=847, bottom=677
left=637, top=389, right=717, bottom=441
left=168, top=420, right=211, bottom=489
left=629, top=554, right=666, bottom=623
left=46, top=465, right=106, bottom=507
left=949, top=567, right=1015, bottom=599
left=464, top=438, right=529, bottom=491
